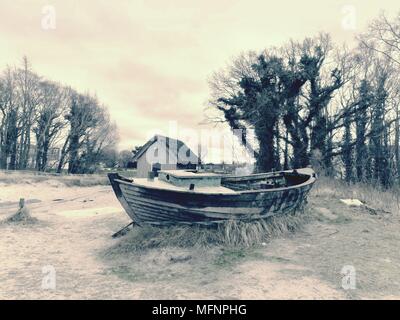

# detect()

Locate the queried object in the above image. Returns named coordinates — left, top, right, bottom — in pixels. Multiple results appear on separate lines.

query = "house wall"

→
left=136, top=154, right=153, bottom=178
left=136, top=142, right=177, bottom=178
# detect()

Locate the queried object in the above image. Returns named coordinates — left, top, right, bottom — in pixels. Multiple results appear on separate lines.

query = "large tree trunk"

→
left=283, top=131, right=289, bottom=170
left=68, top=134, right=80, bottom=174
left=256, top=125, right=276, bottom=172
left=342, top=116, right=353, bottom=182
left=7, top=110, right=18, bottom=170
left=57, top=136, right=69, bottom=174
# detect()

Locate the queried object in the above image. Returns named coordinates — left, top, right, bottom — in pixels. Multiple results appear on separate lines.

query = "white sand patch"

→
left=56, top=207, right=122, bottom=218
left=227, top=261, right=345, bottom=299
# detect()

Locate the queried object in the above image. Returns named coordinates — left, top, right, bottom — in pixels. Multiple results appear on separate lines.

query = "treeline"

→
left=209, top=13, right=400, bottom=188
left=0, top=57, right=118, bottom=173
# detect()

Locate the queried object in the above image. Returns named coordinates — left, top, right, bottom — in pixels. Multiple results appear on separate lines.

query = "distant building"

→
left=132, top=135, right=199, bottom=178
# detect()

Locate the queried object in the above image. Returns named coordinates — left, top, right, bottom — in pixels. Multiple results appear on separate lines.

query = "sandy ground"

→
left=1, top=176, right=399, bottom=299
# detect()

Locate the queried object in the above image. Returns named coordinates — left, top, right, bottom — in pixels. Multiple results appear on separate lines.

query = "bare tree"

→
left=56, top=91, right=118, bottom=174
left=0, top=67, right=18, bottom=169
left=118, top=150, right=133, bottom=168
left=15, top=57, right=41, bottom=169
left=33, top=81, right=68, bottom=171
left=1, top=58, right=119, bottom=174
left=359, top=12, right=400, bottom=66
left=208, top=34, right=348, bottom=173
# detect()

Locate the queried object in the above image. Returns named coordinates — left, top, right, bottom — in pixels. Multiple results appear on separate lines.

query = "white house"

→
left=132, top=135, right=199, bottom=178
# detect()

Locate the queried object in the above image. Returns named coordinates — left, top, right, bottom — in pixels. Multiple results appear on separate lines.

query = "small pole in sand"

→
left=19, top=198, right=25, bottom=209
left=7, top=198, right=31, bottom=223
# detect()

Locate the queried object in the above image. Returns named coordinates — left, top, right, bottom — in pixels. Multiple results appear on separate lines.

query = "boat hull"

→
left=108, top=168, right=316, bottom=226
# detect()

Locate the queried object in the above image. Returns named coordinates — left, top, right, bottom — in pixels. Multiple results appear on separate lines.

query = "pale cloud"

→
left=0, top=0, right=399, bottom=157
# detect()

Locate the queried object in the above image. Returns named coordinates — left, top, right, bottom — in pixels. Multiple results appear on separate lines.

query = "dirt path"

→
left=1, top=181, right=399, bottom=299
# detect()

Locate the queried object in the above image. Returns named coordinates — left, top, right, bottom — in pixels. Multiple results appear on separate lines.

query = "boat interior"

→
left=130, top=169, right=313, bottom=192
left=220, top=171, right=311, bottom=191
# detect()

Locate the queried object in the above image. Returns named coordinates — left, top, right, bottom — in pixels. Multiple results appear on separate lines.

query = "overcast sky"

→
left=0, top=0, right=399, bottom=161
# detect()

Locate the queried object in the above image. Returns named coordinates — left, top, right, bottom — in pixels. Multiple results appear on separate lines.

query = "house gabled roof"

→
left=132, top=135, right=199, bottom=164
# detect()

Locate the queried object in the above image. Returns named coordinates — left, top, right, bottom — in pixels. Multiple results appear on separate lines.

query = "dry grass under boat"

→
left=106, top=211, right=310, bottom=252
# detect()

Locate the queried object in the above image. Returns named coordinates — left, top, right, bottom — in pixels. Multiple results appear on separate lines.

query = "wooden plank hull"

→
left=108, top=168, right=316, bottom=226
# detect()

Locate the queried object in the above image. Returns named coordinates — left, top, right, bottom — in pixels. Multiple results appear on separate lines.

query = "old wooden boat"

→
left=108, top=168, right=316, bottom=226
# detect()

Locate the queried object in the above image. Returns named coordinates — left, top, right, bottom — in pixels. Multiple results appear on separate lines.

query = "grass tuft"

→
left=105, top=211, right=309, bottom=255
left=4, top=205, right=38, bottom=225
